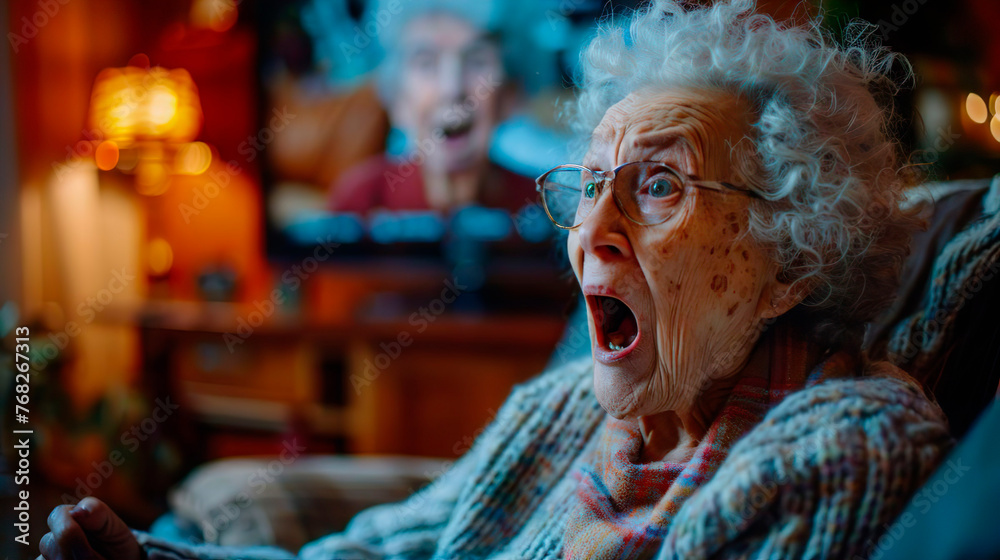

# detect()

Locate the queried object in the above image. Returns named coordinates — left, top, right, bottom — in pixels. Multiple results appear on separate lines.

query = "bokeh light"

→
left=966, top=93, right=988, bottom=124
left=147, top=237, right=175, bottom=276
left=174, top=142, right=212, bottom=175
left=94, top=140, right=120, bottom=170
left=146, top=86, right=179, bottom=126
left=135, top=160, right=169, bottom=196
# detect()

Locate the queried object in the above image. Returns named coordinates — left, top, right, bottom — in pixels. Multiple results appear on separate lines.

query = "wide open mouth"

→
left=591, top=295, right=639, bottom=353
left=441, top=117, right=474, bottom=140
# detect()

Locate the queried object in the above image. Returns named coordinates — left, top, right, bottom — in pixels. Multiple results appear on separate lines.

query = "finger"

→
left=73, top=497, right=135, bottom=544
left=39, top=531, right=90, bottom=560
left=45, top=506, right=98, bottom=560
left=46, top=505, right=73, bottom=531
left=39, top=532, right=55, bottom=559
left=71, top=497, right=141, bottom=560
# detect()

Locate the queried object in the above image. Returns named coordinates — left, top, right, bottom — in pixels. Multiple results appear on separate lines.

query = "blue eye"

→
left=648, top=178, right=676, bottom=198
left=584, top=182, right=597, bottom=199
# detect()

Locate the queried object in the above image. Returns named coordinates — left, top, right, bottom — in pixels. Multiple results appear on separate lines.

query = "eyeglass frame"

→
left=534, top=161, right=762, bottom=230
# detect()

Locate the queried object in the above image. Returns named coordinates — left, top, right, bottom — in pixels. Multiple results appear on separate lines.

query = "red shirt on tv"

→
left=328, top=155, right=537, bottom=215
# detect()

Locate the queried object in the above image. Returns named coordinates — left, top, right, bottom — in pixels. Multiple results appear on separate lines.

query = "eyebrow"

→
left=586, top=129, right=690, bottom=170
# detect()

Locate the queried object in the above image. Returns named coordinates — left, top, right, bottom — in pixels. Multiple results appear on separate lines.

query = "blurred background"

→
left=0, top=0, right=998, bottom=554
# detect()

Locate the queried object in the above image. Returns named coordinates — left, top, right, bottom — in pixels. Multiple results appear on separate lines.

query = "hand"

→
left=39, top=497, right=142, bottom=560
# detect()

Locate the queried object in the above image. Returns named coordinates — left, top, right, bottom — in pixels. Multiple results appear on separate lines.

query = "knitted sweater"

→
left=136, top=357, right=950, bottom=560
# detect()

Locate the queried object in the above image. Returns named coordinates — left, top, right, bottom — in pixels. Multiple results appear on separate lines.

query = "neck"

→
left=637, top=316, right=822, bottom=463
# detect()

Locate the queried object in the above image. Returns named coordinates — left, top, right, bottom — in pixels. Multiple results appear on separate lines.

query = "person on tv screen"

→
left=326, top=1, right=537, bottom=216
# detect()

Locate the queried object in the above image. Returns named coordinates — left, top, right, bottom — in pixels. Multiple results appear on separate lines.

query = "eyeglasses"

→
left=535, top=161, right=760, bottom=230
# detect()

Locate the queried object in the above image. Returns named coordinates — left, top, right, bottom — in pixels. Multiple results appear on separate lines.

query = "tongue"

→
left=607, top=314, right=637, bottom=349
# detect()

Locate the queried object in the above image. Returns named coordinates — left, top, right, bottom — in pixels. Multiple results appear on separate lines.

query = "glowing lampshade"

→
left=88, top=66, right=203, bottom=144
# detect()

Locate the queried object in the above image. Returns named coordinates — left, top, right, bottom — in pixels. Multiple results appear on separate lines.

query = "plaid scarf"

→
left=564, top=327, right=859, bottom=559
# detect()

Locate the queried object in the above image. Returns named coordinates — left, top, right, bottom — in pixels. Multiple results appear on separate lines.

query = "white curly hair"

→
left=571, top=0, right=922, bottom=345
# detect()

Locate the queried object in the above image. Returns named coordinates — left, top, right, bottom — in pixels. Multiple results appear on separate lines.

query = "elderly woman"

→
left=43, top=1, right=951, bottom=559
left=327, top=0, right=537, bottom=214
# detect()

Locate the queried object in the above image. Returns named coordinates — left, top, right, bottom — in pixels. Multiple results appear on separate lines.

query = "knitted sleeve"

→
left=659, top=371, right=953, bottom=560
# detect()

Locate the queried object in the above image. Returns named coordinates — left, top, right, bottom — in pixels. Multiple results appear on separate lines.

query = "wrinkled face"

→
left=392, top=13, right=505, bottom=174
left=569, top=87, right=785, bottom=419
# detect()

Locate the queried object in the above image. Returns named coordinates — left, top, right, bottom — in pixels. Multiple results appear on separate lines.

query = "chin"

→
left=592, top=362, right=646, bottom=419
left=593, top=358, right=687, bottom=420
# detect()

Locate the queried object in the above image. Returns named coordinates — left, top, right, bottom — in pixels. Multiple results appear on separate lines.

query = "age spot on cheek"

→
left=711, top=274, right=728, bottom=293
left=723, top=212, right=740, bottom=234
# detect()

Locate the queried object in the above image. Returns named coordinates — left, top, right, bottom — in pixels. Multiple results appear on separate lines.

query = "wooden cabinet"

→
left=345, top=316, right=561, bottom=457
left=136, top=301, right=566, bottom=461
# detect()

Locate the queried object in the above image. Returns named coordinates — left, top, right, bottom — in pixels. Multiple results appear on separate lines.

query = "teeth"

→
left=609, top=342, right=624, bottom=351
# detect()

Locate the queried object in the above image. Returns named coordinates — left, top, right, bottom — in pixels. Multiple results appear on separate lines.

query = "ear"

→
left=756, top=267, right=811, bottom=320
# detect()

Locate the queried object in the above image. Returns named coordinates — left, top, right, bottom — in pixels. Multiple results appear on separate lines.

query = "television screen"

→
left=253, top=0, right=629, bottom=311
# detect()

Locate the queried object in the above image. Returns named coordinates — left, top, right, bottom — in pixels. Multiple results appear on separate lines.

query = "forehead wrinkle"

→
left=585, top=88, right=750, bottom=177
left=586, top=121, right=690, bottom=171
left=634, top=107, right=728, bottom=170
left=628, top=125, right=701, bottom=171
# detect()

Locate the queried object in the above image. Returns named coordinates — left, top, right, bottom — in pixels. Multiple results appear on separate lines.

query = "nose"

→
left=439, top=54, right=466, bottom=102
left=576, top=183, right=633, bottom=261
